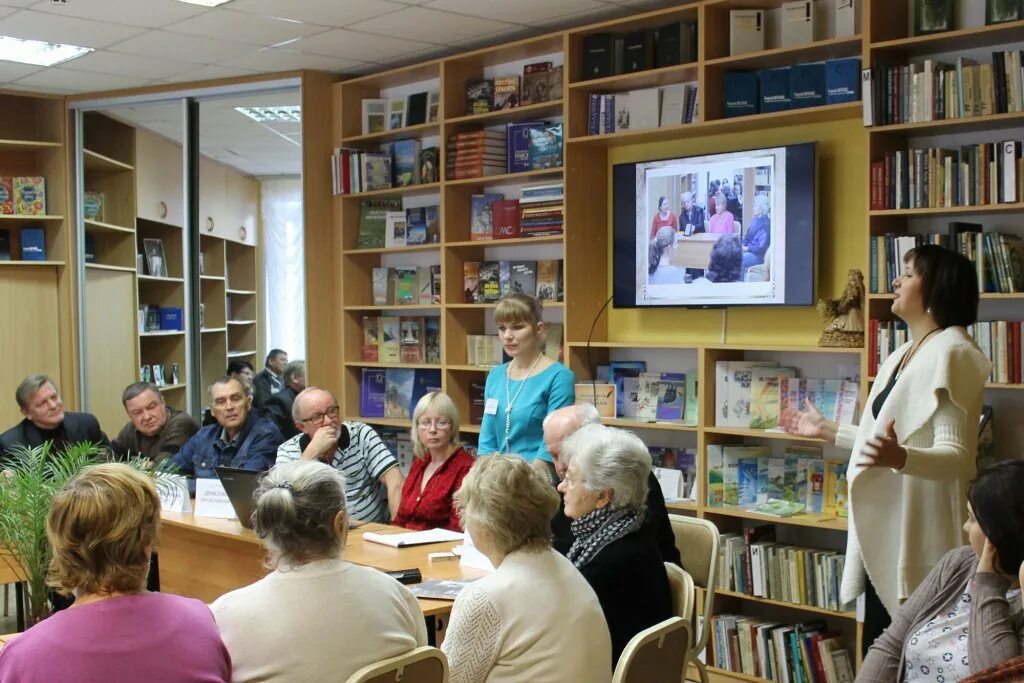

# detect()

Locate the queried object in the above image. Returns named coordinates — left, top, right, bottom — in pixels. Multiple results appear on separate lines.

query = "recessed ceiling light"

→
left=0, top=35, right=92, bottom=67
left=174, top=0, right=234, bottom=7
left=235, top=106, right=301, bottom=123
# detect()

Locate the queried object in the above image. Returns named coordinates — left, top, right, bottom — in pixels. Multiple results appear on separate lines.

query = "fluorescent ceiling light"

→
left=0, top=35, right=92, bottom=67
left=235, top=106, right=301, bottom=123
left=173, top=0, right=234, bottom=6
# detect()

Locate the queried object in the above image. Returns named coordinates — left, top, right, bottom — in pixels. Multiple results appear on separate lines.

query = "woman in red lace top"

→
left=392, top=391, right=475, bottom=531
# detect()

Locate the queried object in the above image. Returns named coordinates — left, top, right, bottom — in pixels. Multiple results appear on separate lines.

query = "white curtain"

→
left=260, top=177, right=306, bottom=360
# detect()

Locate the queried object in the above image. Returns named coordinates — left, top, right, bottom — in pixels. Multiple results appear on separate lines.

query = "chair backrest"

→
left=664, top=562, right=694, bottom=622
left=668, top=515, right=720, bottom=668
left=612, top=616, right=690, bottom=683
left=345, top=647, right=448, bottom=683
left=733, top=220, right=742, bottom=234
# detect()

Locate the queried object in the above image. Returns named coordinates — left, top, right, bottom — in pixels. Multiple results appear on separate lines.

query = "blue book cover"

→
left=159, top=307, right=183, bottom=331
left=405, top=208, right=427, bottom=245
left=528, top=122, right=562, bottom=169
left=19, top=227, right=45, bottom=261
left=384, top=368, right=415, bottom=419
left=737, top=458, right=759, bottom=506
left=790, top=62, right=826, bottom=109
left=391, top=139, right=421, bottom=187
left=723, top=71, right=758, bottom=117
left=588, top=94, right=600, bottom=134
left=825, top=57, right=861, bottom=104
left=759, top=67, right=792, bottom=113
left=654, top=372, right=687, bottom=421
left=360, top=369, right=387, bottom=418
left=609, top=361, right=646, bottom=417
left=411, top=369, right=442, bottom=417
left=506, top=120, right=546, bottom=173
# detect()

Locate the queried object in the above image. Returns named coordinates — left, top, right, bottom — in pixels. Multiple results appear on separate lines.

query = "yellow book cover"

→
left=575, top=383, right=615, bottom=418
left=824, top=460, right=849, bottom=517
left=13, top=176, right=45, bottom=215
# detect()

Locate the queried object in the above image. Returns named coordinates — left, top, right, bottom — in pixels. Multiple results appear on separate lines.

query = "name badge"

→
left=484, top=398, right=499, bottom=415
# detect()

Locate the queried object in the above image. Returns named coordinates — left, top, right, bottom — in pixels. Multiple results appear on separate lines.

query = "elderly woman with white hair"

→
left=442, top=454, right=612, bottom=683
left=558, top=423, right=673, bottom=664
left=211, top=460, right=427, bottom=682
left=741, top=193, right=771, bottom=274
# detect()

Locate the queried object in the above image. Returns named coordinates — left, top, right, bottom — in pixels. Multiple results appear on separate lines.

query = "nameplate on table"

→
left=158, top=473, right=192, bottom=513
left=363, top=528, right=464, bottom=548
left=194, top=478, right=236, bottom=519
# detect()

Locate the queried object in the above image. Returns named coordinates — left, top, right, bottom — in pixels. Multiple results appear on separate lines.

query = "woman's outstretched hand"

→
left=780, top=399, right=836, bottom=442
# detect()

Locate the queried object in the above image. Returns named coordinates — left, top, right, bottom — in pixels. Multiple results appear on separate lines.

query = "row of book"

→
left=868, top=140, right=1024, bottom=210
left=357, top=199, right=440, bottom=249
left=0, top=176, right=46, bottom=216
left=463, top=260, right=563, bottom=304
left=968, top=320, right=1024, bottom=385
left=723, top=58, right=861, bottom=119
left=709, top=614, right=854, bottom=683
left=580, top=22, right=696, bottom=81
left=719, top=526, right=848, bottom=612
left=726, top=2, right=858, bottom=57
left=586, top=83, right=699, bottom=135
left=140, top=362, right=179, bottom=389
left=470, top=182, right=564, bottom=240
left=138, top=305, right=183, bottom=333
left=464, top=62, right=563, bottom=114
left=360, top=91, right=439, bottom=135
left=868, top=319, right=908, bottom=377
left=0, top=227, right=46, bottom=261
left=331, top=143, right=439, bottom=195
left=360, top=315, right=440, bottom=365
left=447, top=122, right=563, bottom=180
left=869, top=225, right=1023, bottom=294
left=465, top=323, right=564, bottom=367
left=577, top=371, right=698, bottom=424
left=360, top=368, right=441, bottom=420
left=707, top=444, right=849, bottom=517
left=861, top=51, right=1024, bottom=127
left=372, top=265, right=441, bottom=307
left=714, top=361, right=859, bottom=431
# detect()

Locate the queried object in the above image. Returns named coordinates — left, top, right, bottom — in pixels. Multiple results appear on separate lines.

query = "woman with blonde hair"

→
left=393, top=391, right=475, bottom=531
left=478, top=293, right=575, bottom=468
left=211, top=460, right=426, bottom=682
left=0, top=463, right=230, bottom=682
left=442, top=455, right=612, bottom=682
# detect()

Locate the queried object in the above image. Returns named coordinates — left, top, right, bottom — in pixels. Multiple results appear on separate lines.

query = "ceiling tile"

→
left=1, top=0, right=43, bottom=7
left=423, top=0, right=607, bottom=25
left=4, top=82, right=74, bottom=94
left=221, top=47, right=362, bottom=73
left=287, top=28, right=437, bottom=63
left=0, top=6, right=14, bottom=20
left=107, top=30, right=260, bottom=63
left=0, top=9, right=147, bottom=48
left=158, top=64, right=263, bottom=84
left=225, top=0, right=406, bottom=28
left=26, top=0, right=208, bottom=28
left=61, top=50, right=200, bottom=80
left=165, top=9, right=325, bottom=46
left=345, top=7, right=516, bottom=45
left=0, top=60, right=42, bottom=82
left=12, top=67, right=153, bottom=93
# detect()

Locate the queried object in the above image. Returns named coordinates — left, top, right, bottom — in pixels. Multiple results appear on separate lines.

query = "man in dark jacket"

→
left=110, top=382, right=199, bottom=465
left=0, top=374, right=108, bottom=463
left=171, top=376, right=282, bottom=490
left=543, top=404, right=682, bottom=567
left=262, top=360, right=305, bottom=440
left=252, top=348, right=287, bottom=409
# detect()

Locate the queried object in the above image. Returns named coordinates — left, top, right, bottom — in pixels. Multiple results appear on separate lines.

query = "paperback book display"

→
left=466, top=323, right=563, bottom=367
left=650, top=447, right=697, bottom=501
left=587, top=83, right=699, bottom=135
left=139, top=305, right=184, bottom=332
left=371, top=265, right=441, bottom=306
left=465, top=61, right=565, bottom=114
left=580, top=23, right=696, bottom=81
left=360, top=315, right=440, bottom=364
left=462, top=260, right=563, bottom=303
left=360, top=368, right=441, bottom=420
left=724, top=58, right=861, bottom=118
left=330, top=142, right=440, bottom=195
left=360, top=90, right=439, bottom=135
left=357, top=199, right=440, bottom=249
left=0, top=176, right=46, bottom=216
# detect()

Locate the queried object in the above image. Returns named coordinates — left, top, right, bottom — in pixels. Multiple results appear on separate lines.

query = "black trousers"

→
left=862, top=578, right=892, bottom=657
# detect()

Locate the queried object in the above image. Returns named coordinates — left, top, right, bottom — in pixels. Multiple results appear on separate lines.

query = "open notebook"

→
left=363, top=528, right=464, bottom=548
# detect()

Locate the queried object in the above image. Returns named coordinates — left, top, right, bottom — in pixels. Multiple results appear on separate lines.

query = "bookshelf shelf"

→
left=343, top=304, right=443, bottom=311
left=227, top=319, right=256, bottom=325
left=84, top=218, right=134, bottom=234
left=445, top=364, right=493, bottom=372
left=870, top=19, right=1024, bottom=56
left=85, top=263, right=136, bottom=273
left=225, top=288, right=256, bottom=295
left=340, top=182, right=442, bottom=200
left=227, top=349, right=257, bottom=358
left=986, top=383, right=1024, bottom=390
left=705, top=506, right=849, bottom=532
left=445, top=100, right=564, bottom=128
left=0, top=214, right=65, bottom=222
left=703, top=342, right=862, bottom=354
left=344, top=415, right=414, bottom=429
left=568, top=62, right=699, bottom=93
left=870, top=203, right=1024, bottom=217
left=0, top=138, right=62, bottom=151
left=342, top=122, right=440, bottom=146
left=447, top=302, right=564, bottom=310
left=344, top=362, right=442, bottom=370
left=703, top=35, right=862, bottom=70
left=343, top=243, right=441, bottom=256
left=157, top=383, right=187, bottom=392
left=83, top=148, right=134, bottom=172
left=140, top=330, right=185, bottom=337
left=445, top=235, right=564, bottom=249
left=568, top=340, right=699, bottom=350
left=138, top=274, right=184, bottom=283
left=201, top=327, right=227, bottom=333
left=201, top=274, right=226, bottom=281
left=707, top=666, right=768, bottom=683
left=869, top=110, right=1024, bottom=136
left=602, top=417, right=698, bottom=432
left=444, top=167, right=563, bottom=187
left=705, top=427, right=829, bottom=443
left=715, top=588, right=857, bottom=620
left=0, top=260, right=65, bottom=267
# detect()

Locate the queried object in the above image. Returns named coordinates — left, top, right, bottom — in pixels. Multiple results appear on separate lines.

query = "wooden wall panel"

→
left=83, top=268, right=137, bottom=435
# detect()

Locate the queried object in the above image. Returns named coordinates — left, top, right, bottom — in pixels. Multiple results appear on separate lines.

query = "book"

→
left=609, top=361, right=646, bottom=417
left=19, top=227, right=45, bottom=261
left=749, top=367, right=796, bottom=429
left=361, top=98, right=387, bottom=134
left=582, top=33, right=615, bottom=80
left=361, top=316, right=380, bottom=362
left=988, top=0, right=1022, bottom=23
left=707, top=445, right=725, bottom=506
left=575, top=383, right=616, bottom=417
left=465, top=79, right=494, bottom=114
left=508, top=260, right=536, bottom=296
left=760, top=67, right=792, bottom=113
left=411, top=369, right=442, bottom=415
left=824, top=460, right=849, bottom=517
left=0, top=229, right=9, bottom=260
left=507, top=121, right=545, bottom=174
left=409, top=578, right=479, bottom=600
left=393, top=266, right=417, bottom=305
left=388, top=98, right=407, bottom=130
left=379, top=317, right=400, bottom=362
left=384, top=368, right=415, bottom=419
left=724, top=71, right=759, bottom=117
left=915, top=0, right=954, bottom=34
left=384, top=210, right=407, bottom=248
left=629, top=87, right=662, bottom=130
left=83, top=191, right=104, bottom=221
left=419, top=147, right=439, bottom=184
left=427, top=91, right=440, bottom=123
left=825, top=57, right=861, bottom=104
left=521, top=62, right=552, bottom=105
left=373, top=267, right=390, bottom=305
left=536, top=259, right=561, bottom=303
left=159, top=307, right=183, bottom=331
left=622, top=30, right=653, bottom=73
left=469, top=381, right=486, bottom=424
left=749, top=499, right=806, bottom=517
left=424, top=317, right=440, bottom=364
left=361, top=153, right=392, bottom=191
left=405, top=208, right=427, bottom=245
left=14, top=177, right=45, bottom=215
left=0, top=177, right=12, bottom=214
left=781, top=0, right=814, bottom=47
left=361, top=369, right=387, bottom=417
left=357, top=199, right=401, bottom=249
left=492, top=199, right=521, bottom=239
left=654, top=373, right=687, bottom=421
left=493, top=76, right=520, bottom=109
left=365, top=528, right=463, bottom=547
left=463, top=262, right=480, bottom=303
left=391, top=139, right=421, bottom=187
left=528, top=123, right=562, bottom=169
left=399, top=317, right=425, bottom=363
left=790, top=62, right=826, bottom=109
left=655, top=22, right=682, bottom=68
left=406, top=91, right=428, bottom=126
left=835, top=0, right=858, bottom=36
left=470, top=193, right=503, bottom=241
left=541, top=322, right=563, bottom=363
left=729, top=10, right=765, bottom=56
left=478, top=261, right=501, bottom=303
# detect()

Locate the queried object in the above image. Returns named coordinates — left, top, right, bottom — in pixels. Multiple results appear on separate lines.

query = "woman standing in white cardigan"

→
left=783, top=244, right=990, bottom=654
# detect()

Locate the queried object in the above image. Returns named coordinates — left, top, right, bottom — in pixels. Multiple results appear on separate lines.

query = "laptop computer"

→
left=214, top=466, right=262, bottom=529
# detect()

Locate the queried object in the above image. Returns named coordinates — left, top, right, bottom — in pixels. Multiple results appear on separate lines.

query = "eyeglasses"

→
left=300, top=405, right=339, bottom=425
left=416, top=418, right=452, bottom=430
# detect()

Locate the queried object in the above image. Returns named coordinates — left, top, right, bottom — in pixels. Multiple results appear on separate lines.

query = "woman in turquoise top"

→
left=478, top=294, right=575, bottom=466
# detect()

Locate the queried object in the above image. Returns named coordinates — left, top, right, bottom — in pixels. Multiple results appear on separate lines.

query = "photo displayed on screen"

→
left=634, top=147, right=788, bottom=306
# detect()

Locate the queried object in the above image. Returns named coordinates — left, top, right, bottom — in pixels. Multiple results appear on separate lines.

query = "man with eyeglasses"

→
left=275, top=387, right=405, bottom=524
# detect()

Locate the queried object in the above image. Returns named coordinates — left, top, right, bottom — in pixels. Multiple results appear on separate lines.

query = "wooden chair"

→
left=664, top=561, right=694, bottom=622
left=668, top=515, right=720, bottom=683
left=345, top=646, right=448, bottom=683
left=612, top=616, right=691, bottom=683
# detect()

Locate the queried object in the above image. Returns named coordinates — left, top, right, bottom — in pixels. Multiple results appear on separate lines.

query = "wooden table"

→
left=668, top=233, right=720, bottom=269
left=159, top=511, right=485, bottom=617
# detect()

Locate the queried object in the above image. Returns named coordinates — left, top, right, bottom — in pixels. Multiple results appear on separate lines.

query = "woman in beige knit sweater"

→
left=857, top=460, right=1024, bottom=682
left=783, top=245, right=991, bottom=654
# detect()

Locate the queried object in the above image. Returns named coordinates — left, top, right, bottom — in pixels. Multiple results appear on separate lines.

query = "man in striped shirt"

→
left=275, top=387, right=404, bottom=523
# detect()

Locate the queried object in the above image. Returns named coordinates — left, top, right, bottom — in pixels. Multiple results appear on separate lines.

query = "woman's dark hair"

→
left=706, top=234, right=743, bottom=283
left=968, top=459, right=1024, bottom=575
left=648, top=226, right=676, bottom=275
left=657, top=195, right=668, bottom=210
left=903, top=244, right=979, bottom=328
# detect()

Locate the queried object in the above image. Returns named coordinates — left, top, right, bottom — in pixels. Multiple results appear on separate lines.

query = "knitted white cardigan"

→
left=837, top=326, right=990, bottom=616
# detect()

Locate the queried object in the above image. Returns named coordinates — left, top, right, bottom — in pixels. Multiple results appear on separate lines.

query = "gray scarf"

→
left=567, top=505, right=645, bottom=568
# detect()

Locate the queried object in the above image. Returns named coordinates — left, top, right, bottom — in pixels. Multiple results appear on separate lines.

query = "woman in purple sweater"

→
left=0, top=464, right=230, bottom=683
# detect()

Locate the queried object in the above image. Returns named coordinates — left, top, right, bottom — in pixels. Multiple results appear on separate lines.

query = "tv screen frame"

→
left=612, top=142, right=817, bottom=309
